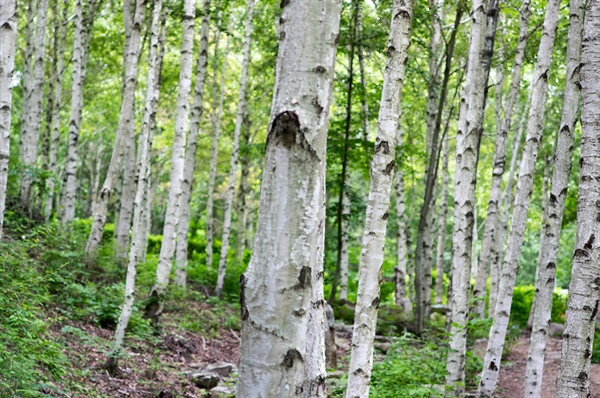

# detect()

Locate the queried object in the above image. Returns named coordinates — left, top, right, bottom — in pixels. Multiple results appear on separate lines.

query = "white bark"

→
left=526, top=0, right=583, bottom=395
left=148, top=0, right=195, bottom=314
left=84, top=0, right=145, bottom=246
left=346, top=1, right=414, bottom=395
left=490, top=104, right=527, bottom=312
left=215, top=0, right=256, bottom=296
left=115, top=131, right=136, bottom=260
left=555, top=6, right=600, bottom=395
left=339, top=193, right=350, bottom=301
left=478, top=0, right=561, bottom=394
left=237, top=1, right=341, bottom=396
left=174, top=0, right=212, bottom=288
left=394, top=167, right=412, bottom=313
left=44, top=0, right=69, bottom=219
left=434, top=135, right=449, bottom=304
left=109, top=0, right=163, bottom=363
left=205, top=19, right=232, bottom=268
left=0, top=0, right=17, bottom=238
left=473, top=0, right=531, bottom=318
left=19, top=0, right=49, bottom=212
left=445, top=0, right=497, bottom=392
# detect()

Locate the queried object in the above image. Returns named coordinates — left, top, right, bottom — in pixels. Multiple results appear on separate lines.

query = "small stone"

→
left=206, top=362, right=236, bottom=377
left=210, top=385, right=235, bottom=398
left=192, top=372, right=220, bottom=389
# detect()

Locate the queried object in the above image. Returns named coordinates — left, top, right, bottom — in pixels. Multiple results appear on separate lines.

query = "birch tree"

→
left=394, top=164, right=411, bottom=312
left=215, top=0, right=256, bottom=296
left=19, top=0, right=48, bottom=213
left=145, top=0, right=195, bottom=321
left=445, top=0, right=499, bottom=392
left=44, top=0, right=69, bottom=219
left=205, top=13, right=231, bottom=268
left=472, top=0, right=531, bottom=318
left=83, top=0, right=145, bottom=244
left=434, top=135, right=449, bottom=304
left=105, top=0, right=164, bottom=372
left=174, top=0, right=212, bottom=288
left=345, top=0, right=414, bottom=395
left=236, top=1, right=341, bottom=396
left=478, top=0, right=561, bottom=394
left=555, top=5, right=600, bottom=395
left=0, top=0, right=17, bottom=238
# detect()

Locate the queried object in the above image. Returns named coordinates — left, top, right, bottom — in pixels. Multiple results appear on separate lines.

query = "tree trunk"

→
left=414, top=0, right=463, bottom=334
left=235, top=117, right=251, bottom=263
left=44, top=0, right=69, bottom=220
left=445, top=0, right=499, bottom=393
left=105, top=0, right=164, bottom=373
left=525, top=0, right=583, bottom=394
left=339, top=193, right=351, bottom=301
left=478, top=0, right=561, bottom=394
left=472, top=0, right=531, bottom=318
left=19, top=0, right=49, bottom=213
left=84, top=0, right=144, bottom=248
left=357, top=4, right=369, bottom=140
left=345, top=1, right=414, bottom=395
left=215, top=0, right=256, bottom=296
left=236, top=1, right=341, bottom=396
left=555, top=6, right=600, bottom=395
left=434, top=135, right=449, bottom=304
left=174, top=0, right=212, bottom=288
left=205, top=13, right=230, bottom=269
left=145, top=0, right=195, bottom=322
left=330, top=1, right=358, bottom=303
left=394, top=165, right=411, bottom=312
left=0, top=0, right=17, bottom=238
left=490, top=102, right=527, bottom=312
left=115, top=130, right=137, bottom=261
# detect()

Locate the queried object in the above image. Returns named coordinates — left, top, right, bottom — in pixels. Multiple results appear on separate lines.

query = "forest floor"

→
left=496, top=332, right=600, bottom=397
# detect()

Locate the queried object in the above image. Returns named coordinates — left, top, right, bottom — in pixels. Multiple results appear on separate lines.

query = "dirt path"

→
left=496, top=334, right=600, bottom=397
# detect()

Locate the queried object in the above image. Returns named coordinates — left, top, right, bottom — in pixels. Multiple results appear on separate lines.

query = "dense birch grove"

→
left=3, top=0, right=600, bottom=397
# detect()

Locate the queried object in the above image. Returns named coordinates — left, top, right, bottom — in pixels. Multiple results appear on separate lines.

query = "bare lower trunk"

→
left=339, top=193, right=351, bottom=301
left=174, top=0, right=212, bottom=288
left=473, top=0, right=531, bottom=319
left=115, top=132, right=137, bottom=261
left=346, top=1, right=414, bottom=396
left=490, top=104, right=527, bottom=311
left=446, top=0, right=499, bottom=393
left=205, top=16, right=231, bottom=269
left=434, top=136, right=449, bottom=304
left=478, top=0, right=561, bottom=394
left=555, top=6, right=600, bottom=395
left=525, top=0, right=583, bottom=394
left=0, top=0, right=17, bottom=238
left=146, top=0, right=195, bottom=320
left=45, top=0, right=69, bottom=220
left=19, top=0, right=49, bottom=212
left=84, top=0, right=145, bottom=250
left=106, top=0, right=163, bottom=372
left=215, top=0, right=256, bottom=296
left=236, top=1, right=341, bottom=396
left=394, top=168, right=411, bottom=312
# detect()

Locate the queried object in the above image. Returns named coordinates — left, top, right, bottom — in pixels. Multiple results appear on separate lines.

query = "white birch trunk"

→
left=490, top=104, right=527, bottom=311
left=84, top=0, right=145, bottom=246
left=434, top=135, right=449, bottom=304
left=0, top=0, right=17, bottom=238
left=346, top=1, right=414, bottom=395
left=19, top=0, right=48, bottom=212
left=473, top=0, right=531, bottom=318
left=444, top=0, right=494, bottom=392
left=478, top=0, right=561, bottom=394
left=394, top=168, right=412, bottom=313
left=107, top=0, right=163, bottom=369
left=115, top=131, right=136, bottom=260
left=237, top=1, right=341, bottom=396
left=525, top=0, right=584, bottom=394
left=339, top=193, right=350, bottom=301
left=174, top=0, right=212, bottom=288
left=215, top=0, right=256, bottom=296
left=555, top=6, right=600, bottom=394
left=147, top=0, right=195, bottom=317
left=235, top=126, right=251, bottom=263
left=44, top=0, right=69, bottom=219
left=205, top=20, right=232, bottom=269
